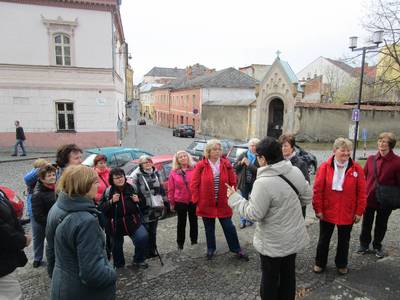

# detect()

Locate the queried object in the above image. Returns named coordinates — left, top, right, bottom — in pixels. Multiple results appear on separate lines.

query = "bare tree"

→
left=364, top=0, right=400, bottom=102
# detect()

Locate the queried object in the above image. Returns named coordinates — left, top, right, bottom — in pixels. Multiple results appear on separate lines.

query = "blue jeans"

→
left=13, top=139, right=26, bottom=155
left=112, top=225, right=148, bottom=267
left=239, top=189, right=254, bottom=226
left=202, top=217, right=241, bottom=254
left=31, top=216, right=45, bottom=262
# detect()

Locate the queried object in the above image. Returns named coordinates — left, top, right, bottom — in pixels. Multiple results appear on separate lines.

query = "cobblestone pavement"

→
left=1, top=122, right=400, bottom=299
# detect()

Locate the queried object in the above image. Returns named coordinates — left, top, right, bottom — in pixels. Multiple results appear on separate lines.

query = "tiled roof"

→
left=325, top=58, right=355, bottom=75
left=144, top=67, right=185, bottom=77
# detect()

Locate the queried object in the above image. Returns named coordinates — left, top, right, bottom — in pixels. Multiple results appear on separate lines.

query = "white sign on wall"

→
left=96, top=98, right=106, bottom=106
left=348, top=124, right=359, bottom=140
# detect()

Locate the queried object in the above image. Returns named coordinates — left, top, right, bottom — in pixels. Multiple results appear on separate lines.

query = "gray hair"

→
left=248, top=138, right=260, bottom=147
left=333, top=137, right=353, bottom=151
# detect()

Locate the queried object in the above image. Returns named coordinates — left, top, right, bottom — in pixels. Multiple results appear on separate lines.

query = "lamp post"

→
left=348, top=30, right=383, bottom=160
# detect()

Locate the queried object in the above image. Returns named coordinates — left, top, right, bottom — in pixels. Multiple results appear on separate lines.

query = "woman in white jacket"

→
left=228, top=137, right=312, bottom=300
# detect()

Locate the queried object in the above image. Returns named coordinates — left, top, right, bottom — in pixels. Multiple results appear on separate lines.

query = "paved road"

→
left=2, top=122, right=400, bottom=299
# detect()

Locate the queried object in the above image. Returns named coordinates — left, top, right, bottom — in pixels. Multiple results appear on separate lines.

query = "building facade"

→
left=0, top=0, right=127, bottom=149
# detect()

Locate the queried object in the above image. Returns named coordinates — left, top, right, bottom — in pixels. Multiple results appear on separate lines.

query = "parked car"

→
left=0, top=186, right=24, bottom=219
left=137, top=118, right=146, bottom=125
left=227, top=143, right=318, bottom=175
left=186, top=139, right=234, bottom=160
left=82, top=147, right=153, bottom=168
left=173, top=125, right=195, bottom=138
left=124, top=154, right=174, bottom=219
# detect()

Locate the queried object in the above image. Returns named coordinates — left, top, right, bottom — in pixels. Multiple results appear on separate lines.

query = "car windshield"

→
left=187, top=141, right=205, bottom=151
left=125, top=163, right=139, bottom=177
left=82, top=154, right=96, bottom=167
left=228, top=147, right=247, bottom=160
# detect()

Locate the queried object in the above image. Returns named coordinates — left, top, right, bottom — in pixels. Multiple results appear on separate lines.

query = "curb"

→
left=0, top=155, right=55, bottom=164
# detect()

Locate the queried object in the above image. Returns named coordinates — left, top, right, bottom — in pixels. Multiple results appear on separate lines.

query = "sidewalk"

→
left=0, top=150, right=55, bottom=163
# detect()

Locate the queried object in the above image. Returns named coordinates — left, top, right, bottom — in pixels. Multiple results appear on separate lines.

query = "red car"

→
left=123, top=154, right=174, bottom=219
left=0, top=186, right=24, bottom=219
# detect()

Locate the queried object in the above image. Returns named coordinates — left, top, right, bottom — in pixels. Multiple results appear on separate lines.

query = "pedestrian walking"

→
left=11, top=120, right=26, bottom=157
left=98, top=167, right=149, bottom=269
left=31, top=164, right=57, bottom=268
left=190, top=139, right=248, bottom=261
left=23, top=158, right=49, bottom=223
left=168, top=150, right=198, bottom=250
left=0, top=187, right=31, bottom=300
left=358, top=132, right=400, bottom=258
left=228, top=137, right=312, bottom=300
left=233, top=138, right=260, bottom=229
left=279, top=134, right=310, bottom=217
left=131, top=156, right=165, bottom=259
left=93, top=154, right=111, bottom=205
left=46, top=165, right=116, bottom=300
left=54, top=144, right=83, bottom=179
left=313, top=138, right=366, bottom=275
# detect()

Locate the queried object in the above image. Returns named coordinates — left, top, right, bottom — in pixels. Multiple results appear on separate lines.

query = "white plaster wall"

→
left=202, top=88, right=256, bottom=102
left=0, top=2, right=112, bottom=68
left=0, top=88, right=120, bottom=133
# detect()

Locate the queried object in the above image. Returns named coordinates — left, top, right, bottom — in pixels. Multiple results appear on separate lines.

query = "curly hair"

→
left=56, top=144, right=82, bottom=168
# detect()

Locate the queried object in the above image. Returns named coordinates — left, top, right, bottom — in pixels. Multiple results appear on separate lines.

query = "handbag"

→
left=373, top=157, right=400, bottom=209
left=142, top=175, right=164, bottom=211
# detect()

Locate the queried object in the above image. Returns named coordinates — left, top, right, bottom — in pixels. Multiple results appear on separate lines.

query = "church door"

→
left=267, top=98, right=284, bottom=138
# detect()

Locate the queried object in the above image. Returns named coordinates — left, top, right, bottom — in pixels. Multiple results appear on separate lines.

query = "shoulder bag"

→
left=373, top=157, right=400, bottom=209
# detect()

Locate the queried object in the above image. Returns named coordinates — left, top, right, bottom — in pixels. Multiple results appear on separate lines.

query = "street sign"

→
left=352, top=108, right=360, bottom=122
left=362, top=128, right=368, bottom=141
left=193, top=108, right=199, bottom=115
left=348, top=124, right=359, bottom=140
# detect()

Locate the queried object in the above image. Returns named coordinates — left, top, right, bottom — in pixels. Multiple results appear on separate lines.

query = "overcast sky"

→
left=120, top=0, right=372, bottom=83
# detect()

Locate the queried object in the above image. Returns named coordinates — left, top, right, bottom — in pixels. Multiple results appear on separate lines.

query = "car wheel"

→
left=308, top=164, right=316, bottom=176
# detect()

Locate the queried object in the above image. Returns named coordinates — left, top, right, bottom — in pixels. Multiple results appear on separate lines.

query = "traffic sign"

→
left=362, top=128, right=368, bottom=140
left=193, top=108, right=199, bottom=115
left=352, top=108, right=360, bottom=122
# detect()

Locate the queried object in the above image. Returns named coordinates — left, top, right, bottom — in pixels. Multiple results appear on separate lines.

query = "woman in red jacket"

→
left=190, top=139, right=248, bottom=261
left=168, top=150, right=198, bottom=250
left=313, top=138, right=366, bottom=275
left=93, top=155, right=110, bottom=204
left=358, top=132, right=400, bottom=258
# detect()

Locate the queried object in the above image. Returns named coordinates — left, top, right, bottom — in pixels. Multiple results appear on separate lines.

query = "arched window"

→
left=54, top=34, right=71, bottom=66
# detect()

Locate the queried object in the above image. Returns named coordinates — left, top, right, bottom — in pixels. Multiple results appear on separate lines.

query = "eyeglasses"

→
left=113, top=175, right=124, bottom=180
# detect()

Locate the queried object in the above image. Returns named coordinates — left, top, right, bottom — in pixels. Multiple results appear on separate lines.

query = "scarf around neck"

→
left=247, top=151, right=256, bottom=164
left=208, top=158, right=220, bottom=177
left=332, top=158, right=348, bottom=191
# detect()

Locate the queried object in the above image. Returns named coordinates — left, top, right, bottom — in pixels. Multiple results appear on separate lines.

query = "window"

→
left=56, top=102, right=75, bottom=131
left=54, top=34, right=71, bottom=66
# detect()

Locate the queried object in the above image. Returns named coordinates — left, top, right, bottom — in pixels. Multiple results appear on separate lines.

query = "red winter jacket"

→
left=190, top=158, right=236, bottom=218
left=313, top=156, right=367, bottom=225
left=94, top=167, right=110, bottom=204
left=364, top=150, right=400, bottom=209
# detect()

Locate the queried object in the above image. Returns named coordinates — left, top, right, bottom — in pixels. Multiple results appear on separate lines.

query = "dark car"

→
left=173, top=125, right=195, bottom=138
left=186, top=139, right=233, bottom=160
left=125, top=154, right=174, bottom=219
left=137, top=118, right=146, bottom=125
left=82, top=147, right=153, bottom=168
left=226, top=143, right=248, bottom=164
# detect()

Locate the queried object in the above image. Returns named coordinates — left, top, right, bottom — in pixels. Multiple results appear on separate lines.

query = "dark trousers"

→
left=143, top=220, right=158, bottom=257
left=239, top=188, right=254, bottom=226
left=315, top=220, right=353, bottom=268
left=260, top=253, right=296, bottom=300
left=13, top=139, right=26, bottom=155
left=175, top=202, right=198, bottom=248
left=359, top=206, right=392, bottom=251
left=202, top=217, right=241, bottom=253
left=31, top=216, right=45, bottom=262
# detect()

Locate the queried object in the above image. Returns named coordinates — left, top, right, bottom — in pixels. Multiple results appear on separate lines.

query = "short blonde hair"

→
left=378, top=132, right=396, bottom=149
left=57, top=165, right=98, bottom=197
left=333, top=137, right=353, bottom=151
left=172, top=150, right=195, bottom=170
left=138, top=155, right=153, bottom=166
left=248, top=138, right=260, bottom=147
left=33, top=158, right=49, bottom=168
left=204, top=139, right=222, bottom=159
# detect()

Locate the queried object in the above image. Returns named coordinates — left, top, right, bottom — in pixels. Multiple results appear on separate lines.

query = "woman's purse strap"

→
left=278, top=174, right=299, bottom=196
left=98, top=174, right=109, bottom=187
left=373, top=156, right=380, bottom=186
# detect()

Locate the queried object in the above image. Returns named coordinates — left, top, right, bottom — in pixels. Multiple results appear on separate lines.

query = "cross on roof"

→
left=276, top=50, right=281, bottom=58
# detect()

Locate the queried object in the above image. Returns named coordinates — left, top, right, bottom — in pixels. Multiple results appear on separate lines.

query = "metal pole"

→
left=353, top=47, right=366, bottom=160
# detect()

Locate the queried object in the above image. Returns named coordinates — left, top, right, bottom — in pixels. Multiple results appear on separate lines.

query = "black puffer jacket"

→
left=234, top=151, right=260, bottom=194
left=31, top=181, right=56, bottom=226
left=99, top=183, right=141, bottom=236
left=0, top=189, right=27, bottom=277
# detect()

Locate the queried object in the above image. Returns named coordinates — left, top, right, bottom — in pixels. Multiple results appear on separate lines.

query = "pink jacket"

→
left=168, top=168, right=195, bottom=207
left=94, top=167, right=110, bottom=204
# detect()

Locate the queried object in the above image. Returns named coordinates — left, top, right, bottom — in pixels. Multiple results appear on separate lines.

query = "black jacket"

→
left=99, top=183, right=141, bottom=236
left=0, top=189, right=27, bottom=277
left=16, top=127, right=25, bottom=140
left=31, top=181, right=56, bottom=226
left=234, top=151, right=260, bottom=194
left=290, top=155, right=310, bottom=183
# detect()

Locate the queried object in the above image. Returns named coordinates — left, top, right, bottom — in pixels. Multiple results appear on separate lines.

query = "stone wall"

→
left=293, top=103, right=400, bottom=142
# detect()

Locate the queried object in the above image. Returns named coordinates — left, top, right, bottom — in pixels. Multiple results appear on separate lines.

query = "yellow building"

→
left=376, top=44, right=400, bottom=101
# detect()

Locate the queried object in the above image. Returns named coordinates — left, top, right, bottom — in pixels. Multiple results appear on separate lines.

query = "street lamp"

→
left=348, top=30, right=384, bottom=160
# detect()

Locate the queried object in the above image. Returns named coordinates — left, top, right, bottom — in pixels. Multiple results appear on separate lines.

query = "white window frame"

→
left=42, top=15, right=77, bottom=66
left=55, top=101, right=76, bottom=132
left=54, top=33, right=71, bottom=66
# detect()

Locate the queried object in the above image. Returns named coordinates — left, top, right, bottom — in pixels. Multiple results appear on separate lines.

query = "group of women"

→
left=21, top=132, right=399, bottom=300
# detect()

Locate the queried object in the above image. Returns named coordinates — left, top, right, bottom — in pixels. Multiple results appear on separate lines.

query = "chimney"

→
left=186, top=66, right=193, bottom=79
